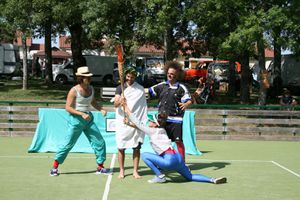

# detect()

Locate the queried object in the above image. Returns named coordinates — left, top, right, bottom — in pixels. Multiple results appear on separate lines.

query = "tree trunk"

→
left=163, top=31, right=167, bottom=62
left=257, top=36, right=267, bottom=105
left=22, top=34, right=28, bottom=90
left=239, top=50, right=250, bottom=104
left=227, top=60, right=236, bottom=97
left=165, top=28, right=177, bottom=61
left=69, top=23, right=86, bottom=77
left=44, top=19, right=53, bottom=84
left=272, top=31, right=282, bottom=97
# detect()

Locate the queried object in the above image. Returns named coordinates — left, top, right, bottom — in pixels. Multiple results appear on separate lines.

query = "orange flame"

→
left=116, top=45, right=123, bottom=63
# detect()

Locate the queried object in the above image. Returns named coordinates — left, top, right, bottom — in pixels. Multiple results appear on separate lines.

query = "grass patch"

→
left=0, top=78, right=71, bottom=101
left=1, top=77, right=298, bottom=106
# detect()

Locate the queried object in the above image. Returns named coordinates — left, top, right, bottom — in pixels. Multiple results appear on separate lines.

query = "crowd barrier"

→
left=1, top=101, right=300, bottom=141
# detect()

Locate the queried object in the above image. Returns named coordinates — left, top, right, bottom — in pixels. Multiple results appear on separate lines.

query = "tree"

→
left=288, top=0, right=300, bottom=54
left=265, top=6, right=283, bottom=97
left=0, top=13, right=15, bottom=43
left=3, top=0, right=34, bottom=90
left=188, top=0, right=244, bottom=99
left=264, top=2, right=295, bottom=97
left=53, top=0, right=88, bottom=74
left=32, top=0, right=61, bottom=84
left=135, top=0, right=189, bottom=60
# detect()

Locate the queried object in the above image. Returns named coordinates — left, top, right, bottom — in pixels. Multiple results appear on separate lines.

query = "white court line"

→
left=2, top=155, right=299, bottom=179
left=0, top=154, right=118, bottom=199
left=102, top=153, right=116, bottom=200
left=271, top=161, right=300, bottom=178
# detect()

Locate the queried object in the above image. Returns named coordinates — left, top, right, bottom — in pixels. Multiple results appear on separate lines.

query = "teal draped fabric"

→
left=28, top=108, right=201, bottom=155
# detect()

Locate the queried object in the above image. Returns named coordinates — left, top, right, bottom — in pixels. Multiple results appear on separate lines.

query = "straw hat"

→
left=75, top=66, right=93, bottom=77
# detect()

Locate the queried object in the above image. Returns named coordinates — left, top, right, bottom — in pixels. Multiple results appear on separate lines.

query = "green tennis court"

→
left=0, top=137, right=299, bottom=200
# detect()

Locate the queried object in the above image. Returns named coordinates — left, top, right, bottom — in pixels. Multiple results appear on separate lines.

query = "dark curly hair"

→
left=164, top=61, right=184, bottom=81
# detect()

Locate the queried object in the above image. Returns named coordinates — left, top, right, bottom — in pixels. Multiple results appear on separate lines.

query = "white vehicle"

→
left=53, top=55, right=117, bottom=85
left=141, top=57, right=165, bottom=86
left=0, top=43, right=21, bottom=75
left=280, top=55, right=300, bottom=87
left=252, top=55, right=300, bottom=89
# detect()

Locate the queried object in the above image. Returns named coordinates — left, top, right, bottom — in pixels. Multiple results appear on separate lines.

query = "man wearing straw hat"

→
left=114, top=67, right=148, bottom=179
left=50, top=66, right=110, bottom=176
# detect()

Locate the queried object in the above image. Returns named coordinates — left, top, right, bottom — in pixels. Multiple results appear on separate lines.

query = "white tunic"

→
left=115, top=82, right=148, bottom=149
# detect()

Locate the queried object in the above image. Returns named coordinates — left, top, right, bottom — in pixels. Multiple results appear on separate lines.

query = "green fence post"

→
left=8, top=102, right=13, bottom=137
left=222, top=110, right=228, bottom=139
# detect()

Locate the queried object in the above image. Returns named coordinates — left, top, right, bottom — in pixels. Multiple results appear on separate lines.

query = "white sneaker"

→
left=50, top=168, right=59, bottom=176
left=148, top=174, right=166, bottom=183
left=96, top=168, right=112, bottom=175
left=213, top=177, right=227, bottom=184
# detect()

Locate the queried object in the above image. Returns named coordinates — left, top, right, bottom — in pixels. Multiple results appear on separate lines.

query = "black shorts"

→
left=133, top=142, right=142, bottom=150
left=165, top=122, right=183, bottom=142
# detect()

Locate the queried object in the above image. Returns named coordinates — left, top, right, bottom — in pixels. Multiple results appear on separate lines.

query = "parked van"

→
left=251, top=55, right=300, bottom=96
left=53, top=55, right=117, bottom=85
left=137, top=56, right=165, bottom=87
left=0, top=43, right=21, bottom=76
left=280, top=55, right=300, bottom=87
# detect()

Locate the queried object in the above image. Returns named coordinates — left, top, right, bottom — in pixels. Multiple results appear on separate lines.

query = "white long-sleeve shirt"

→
left=129, top=113, right=172, bottom=155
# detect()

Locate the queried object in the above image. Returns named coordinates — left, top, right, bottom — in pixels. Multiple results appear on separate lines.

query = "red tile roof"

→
left=137, top=44, right=164, bottom=54
left=34, top=49, right=71, bottom=58
left=59, top=36, right=71, bottom=49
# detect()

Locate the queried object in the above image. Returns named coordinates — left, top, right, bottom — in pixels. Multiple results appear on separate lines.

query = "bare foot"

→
left=118, top=170, right=125, bottom=179
left=118, top=173, right=125, bottom=179
left=133, top=172, right=141, bottom=179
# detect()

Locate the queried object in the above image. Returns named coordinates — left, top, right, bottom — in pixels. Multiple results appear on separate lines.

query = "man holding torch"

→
left=114, top=45, right=148, bottom=179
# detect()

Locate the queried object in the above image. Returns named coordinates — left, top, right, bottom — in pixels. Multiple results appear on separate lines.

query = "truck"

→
left=53, top=55, right=117, bottom=85
left=251, top=55, right=300, bottom=95
left=183, top=58, right=213, bottom=86
left=136, top=56, right=165, bottom=87
left=0, top=43, right=21, bottom=76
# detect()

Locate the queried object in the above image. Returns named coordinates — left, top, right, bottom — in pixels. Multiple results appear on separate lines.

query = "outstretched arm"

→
left=122, top=100, right=157, bottom=135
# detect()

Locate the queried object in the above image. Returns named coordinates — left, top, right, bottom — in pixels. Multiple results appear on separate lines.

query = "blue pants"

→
left=55, top=113, right=106, bottom=165
left=142, top=152, right=213, bottom=183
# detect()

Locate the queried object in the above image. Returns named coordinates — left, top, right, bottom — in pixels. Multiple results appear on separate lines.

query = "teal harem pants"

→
left=54, top=112, right=106, bottom=165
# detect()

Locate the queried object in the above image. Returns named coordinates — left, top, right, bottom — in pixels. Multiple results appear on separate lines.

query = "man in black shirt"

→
left=149, top=61, right=193, bottom=161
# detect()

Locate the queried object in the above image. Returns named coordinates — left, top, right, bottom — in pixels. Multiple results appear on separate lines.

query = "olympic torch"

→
left=116, top=44, right=127, bottom=118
